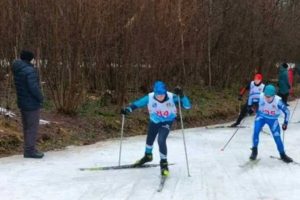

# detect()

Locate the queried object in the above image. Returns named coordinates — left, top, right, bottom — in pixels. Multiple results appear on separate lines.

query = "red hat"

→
left=254, top=73, right=262, bottom=81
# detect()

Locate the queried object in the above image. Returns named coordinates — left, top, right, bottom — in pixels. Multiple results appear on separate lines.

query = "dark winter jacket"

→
left=296, top=64, right=300, bottom=76
left=278, top=65, right=290, bottom=95
left=12, top=59, right=43, bottom=111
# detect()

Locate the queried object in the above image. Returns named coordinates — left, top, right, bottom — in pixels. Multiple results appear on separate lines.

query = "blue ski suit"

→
left=252, top=93, right=290, bottom=154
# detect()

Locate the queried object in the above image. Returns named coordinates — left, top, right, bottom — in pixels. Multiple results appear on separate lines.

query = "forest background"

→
left=1, top=0, right=300, bottom=156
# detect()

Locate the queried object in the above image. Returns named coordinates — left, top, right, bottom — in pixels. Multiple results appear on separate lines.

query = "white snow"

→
left=39, top=119, right=50, bottom=125
left=0, top=107, right=50, bottom=125
left=1, top=100, right=300, bottom=200
left=0, top=107, right=16, bottom=118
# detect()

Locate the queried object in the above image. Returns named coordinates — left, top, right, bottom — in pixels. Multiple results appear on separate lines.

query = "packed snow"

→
left=0, top=100, right=300, bottom=200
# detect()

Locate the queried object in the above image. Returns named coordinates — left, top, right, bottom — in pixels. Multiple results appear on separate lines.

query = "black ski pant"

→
left=20, top=109, right=40, bottom=153
left=235, top=102, right=255, bottom=125
left=146, top=121, right=173, bottom=159
left=278, top=93, right=289, bottom=105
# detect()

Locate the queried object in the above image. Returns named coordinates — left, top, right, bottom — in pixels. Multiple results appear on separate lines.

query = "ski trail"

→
left=124, top=169, right=157, bottom=200
left=169, top=169, right=183, bottom=199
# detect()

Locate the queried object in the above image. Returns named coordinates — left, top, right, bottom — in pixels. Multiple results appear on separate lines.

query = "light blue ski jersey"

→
left=130, top=92, right=191, bottom=123
left=257, top=93, right=290, bottom=124
left=247, top=81, right=265, bottom=106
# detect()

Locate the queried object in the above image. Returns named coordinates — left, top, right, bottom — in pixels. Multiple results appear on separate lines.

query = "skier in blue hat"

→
left=249, top=84, right=292, bottom=163
left=121, top=81, right=191, bottom=176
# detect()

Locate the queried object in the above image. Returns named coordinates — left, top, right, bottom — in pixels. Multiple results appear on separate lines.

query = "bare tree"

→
left=0, top=0, right=300, bottom=113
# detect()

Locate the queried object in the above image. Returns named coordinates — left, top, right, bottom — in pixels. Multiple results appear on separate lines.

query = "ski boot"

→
left=230, top=122, right=239, bottom=127
left=134, top=153, right=153, bottom=167
left=24, top=150, right=44, bottom=159
left=280, top=153, right=293, bottom=163
left=249, top=147, right=257, bottom=160
left=160, top=159, right=169, bottom=177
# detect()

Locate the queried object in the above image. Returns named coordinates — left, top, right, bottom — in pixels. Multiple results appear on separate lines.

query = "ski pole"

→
left=290, top=98, right=299, bottom=122
left=283, top=130, right=285, bottom=145
left=177, top=96, right=191, bottom=177
left=283, top=98, right=298, bottom=144
left=220, top=119, right=244, bottom=151
left=118, top=114, right=125, bottom=166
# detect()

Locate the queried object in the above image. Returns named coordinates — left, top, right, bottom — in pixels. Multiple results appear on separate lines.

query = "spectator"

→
left=278, top=63, right=290, bottom=106
left=12, top=50, right=44, bottom=158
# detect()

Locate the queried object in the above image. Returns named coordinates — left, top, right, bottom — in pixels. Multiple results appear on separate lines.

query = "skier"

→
left=121, top=81, right=191, bottom=176
left=231, top=73, right=265, bottom=127
left=249, top=84, right=292, bottom=163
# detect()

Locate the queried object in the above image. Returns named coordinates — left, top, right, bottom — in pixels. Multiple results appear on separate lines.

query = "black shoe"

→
left=160, top=159, right=169, bottom=176
left=230, top=122, right=239, bottom=127
left=24, top=150, right=44, bottom=159
left=249, top=147, right=258, bottom=160
left=134, top=153, right=153, bottom=166
left=280, top=153, right=293, bottom=163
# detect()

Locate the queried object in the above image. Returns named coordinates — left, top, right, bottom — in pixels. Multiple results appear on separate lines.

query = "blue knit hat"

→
left=153, top=81, right=167, bottom=95
left=264, top=84, right=276, bottom=97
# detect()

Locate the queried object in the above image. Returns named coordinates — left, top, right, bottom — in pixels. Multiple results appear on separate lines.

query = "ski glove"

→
left=282, top=123, right=288, bottom=131
left=238, top=95, right=243, bottom=101
left=250, top=104, right=258, bottom=112
left=121, top=107, right=132, bottom=115
left=174, top=86, right=184, bottom=98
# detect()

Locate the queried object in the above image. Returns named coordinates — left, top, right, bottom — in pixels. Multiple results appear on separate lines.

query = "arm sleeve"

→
left=278, top=100, right=290, bottom=124
left=239, top=82, right=250, bottom=96
left=173, top=95, right=192, bottom=109
left=129, top=95, right=149, bottom=111
left=26, top=70, right=44, bottom=103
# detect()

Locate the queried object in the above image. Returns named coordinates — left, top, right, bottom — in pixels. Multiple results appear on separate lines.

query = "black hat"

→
left=282, top=63, right=288, bottom=68
left=20, top=50, right=34, bottom=62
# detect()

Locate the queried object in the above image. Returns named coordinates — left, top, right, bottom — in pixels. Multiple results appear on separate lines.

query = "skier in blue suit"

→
left=121, top=81, right=191, bottom=176
left=249, top=84, right=293, bottom=163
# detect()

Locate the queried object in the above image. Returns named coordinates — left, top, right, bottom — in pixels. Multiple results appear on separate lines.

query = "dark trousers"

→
left=235, top=102, right=255, bottom=125
left=20, top=109, right=40, bottom=153
left=146, top=121, right=173, bottom=158
left=278, top=93, right=289, bottom=105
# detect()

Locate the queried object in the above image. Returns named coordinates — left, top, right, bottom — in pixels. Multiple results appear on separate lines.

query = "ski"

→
left=80, top=163, right=174, bottom=171
left=157, top=175, right=168, bottom=192
left=205, top=125, right=247, bottom=129
left=269, top=156, right=300, bottom=166
left=291, top=121, right=300, bottom=124
left=239, top=159, right=261, bottom=168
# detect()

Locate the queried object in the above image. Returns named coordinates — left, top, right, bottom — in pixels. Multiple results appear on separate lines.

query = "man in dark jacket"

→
left=12, top=50, right=44, bottom=158
left=278, top=63, right=290, bottom=106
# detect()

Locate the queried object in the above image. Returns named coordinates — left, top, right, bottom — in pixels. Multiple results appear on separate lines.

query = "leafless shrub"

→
left=0, top=0, right=299, bottom=113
